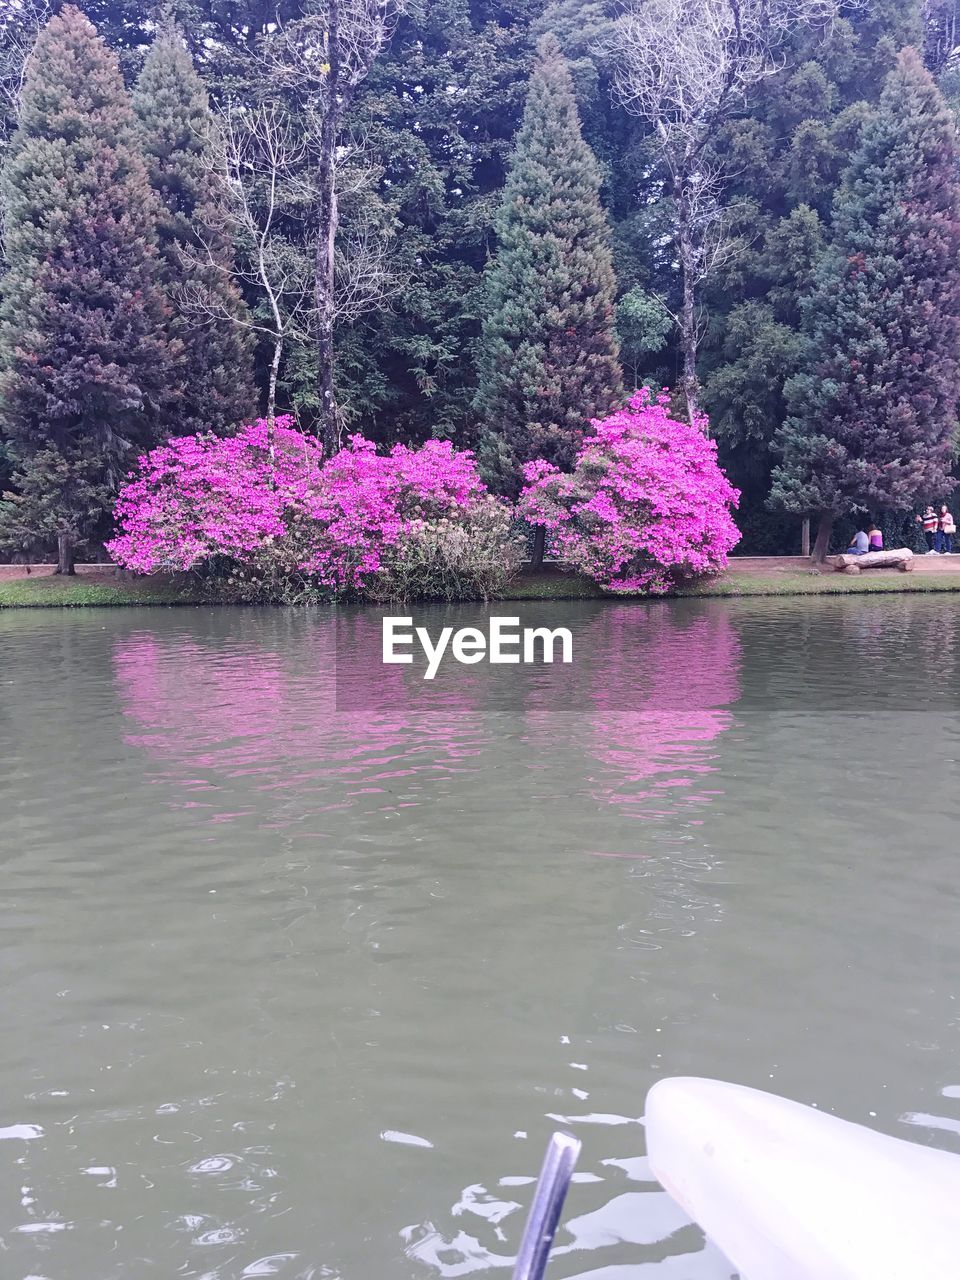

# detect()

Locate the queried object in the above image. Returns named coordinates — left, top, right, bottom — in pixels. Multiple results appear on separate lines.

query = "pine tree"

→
left=701, top=0, right=926, bottom=552
left=0, top=5, right=173, bottom=573
left=770, top=48, right=960, bottom=561
left=133, top=26, right=256, bottom=434
left=346, top=0, right=542, bottom=445
left=475, top=32, right=622, bottom=492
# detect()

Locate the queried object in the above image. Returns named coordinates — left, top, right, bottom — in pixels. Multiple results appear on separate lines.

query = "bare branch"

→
left=599, top=0, right=836, bottom=421
left=259, top=0, right=402, bottom=450
left=335, top=216, right=405, bottom=322
left=266, top=1, right=399, bottom=103
left=179, top=99, right=318, bottom=424
left=0, top=0, right=49, bottom=118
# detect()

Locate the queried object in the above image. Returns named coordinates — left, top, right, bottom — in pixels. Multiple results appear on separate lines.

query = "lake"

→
left=2, top=596, right=960, bottom=1279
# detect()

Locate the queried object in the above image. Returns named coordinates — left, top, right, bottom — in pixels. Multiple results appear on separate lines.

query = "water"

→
left=2, top=596, right=960, bottom=1279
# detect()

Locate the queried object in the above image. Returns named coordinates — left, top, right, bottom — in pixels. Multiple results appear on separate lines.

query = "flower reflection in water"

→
left=585, top=605, right=741, bottom=819
left=112, top=615, right=487, bottom=820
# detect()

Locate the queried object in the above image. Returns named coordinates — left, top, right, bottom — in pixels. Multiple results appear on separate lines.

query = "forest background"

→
left=2, top=0, right=959, bottom=559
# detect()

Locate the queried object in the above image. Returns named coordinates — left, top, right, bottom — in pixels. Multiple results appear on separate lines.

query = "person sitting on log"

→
left=867, top=522, right=883, bottom=552
left=845, top=527, right=870, bottom=556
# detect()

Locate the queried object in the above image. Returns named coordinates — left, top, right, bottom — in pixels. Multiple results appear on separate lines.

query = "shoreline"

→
left=4, top=556, right=960, bottom=607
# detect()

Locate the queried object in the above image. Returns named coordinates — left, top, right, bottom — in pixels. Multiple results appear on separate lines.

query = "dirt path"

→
left=0, top=564, right=127, bottom=583
left=724, top=554, right=960, bottom=577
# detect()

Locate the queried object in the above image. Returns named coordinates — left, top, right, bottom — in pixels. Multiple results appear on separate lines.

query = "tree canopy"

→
left=476, top=31, right=622, bottom=491
left=771, top=47, right=960, bottom=558
left=2, top=0, right=960, bottom=560
left=0, top=5, right=173, bottom=571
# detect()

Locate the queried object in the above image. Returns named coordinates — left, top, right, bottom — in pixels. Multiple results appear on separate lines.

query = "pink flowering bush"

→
left=300, top=435, right=487, bottom=591
left=107, top=417, right=323, bottom=576
left=518, top=390, right=741, bottom=594
left=108, top=420, right=521, bottom=602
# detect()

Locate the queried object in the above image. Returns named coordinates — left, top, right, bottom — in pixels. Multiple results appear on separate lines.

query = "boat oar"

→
left=511, top=1131, right=581, bottom=1280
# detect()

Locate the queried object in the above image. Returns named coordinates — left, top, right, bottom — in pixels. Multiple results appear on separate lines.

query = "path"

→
left=726, top=554, right=960, bottom=576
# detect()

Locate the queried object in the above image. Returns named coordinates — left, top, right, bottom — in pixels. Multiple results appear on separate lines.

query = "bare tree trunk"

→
left=530, top=524, right=546, bottom=570
left=316, top=213, right=338, bottom=455
left=811, top=511, right=833, bottom=564
left=801, top=515, right=811, bottom=558
left=266, top=341, right=281, bottom=433
left=55, top=533, right=75, bottom=576
left=316, top=0, right=341, bottom=456
left=266, top=335, right=282, bottom=472
left=677, top=196, right=701, bottom=426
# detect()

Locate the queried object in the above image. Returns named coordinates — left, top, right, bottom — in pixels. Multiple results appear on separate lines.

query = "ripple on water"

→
left=3, top=599, right=960, bottom=1279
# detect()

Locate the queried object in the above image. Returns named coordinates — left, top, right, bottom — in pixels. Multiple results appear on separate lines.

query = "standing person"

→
left=917, top=506, right=939, bottom=552
left=867, top=522, right=883, bottom=552
left=939, top=504, right=956, bottom=554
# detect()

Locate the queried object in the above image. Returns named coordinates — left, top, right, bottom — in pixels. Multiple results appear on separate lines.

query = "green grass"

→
left=504, top=568, right=960, bottom=601
left=501, top=569, right=603, bottom=600
left=4, top=565, right=960, bottom=608
left=675, top=571, right=960, bottom=597
left=0, top=575, right=203, bottom=608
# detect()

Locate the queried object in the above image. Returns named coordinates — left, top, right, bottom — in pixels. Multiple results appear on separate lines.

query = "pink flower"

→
left=108, top=421, right=494, bottom=597
left=517, top=389, right=741, bottom=594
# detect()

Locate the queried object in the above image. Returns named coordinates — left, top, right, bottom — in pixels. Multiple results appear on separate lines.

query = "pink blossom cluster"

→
left=107, top=417, right=323, bottom=574
left=297, top=435, right=488, bottom=590
left=518, top=389, right=741, bottom=594
left=107, top=419, right=491, bottom=594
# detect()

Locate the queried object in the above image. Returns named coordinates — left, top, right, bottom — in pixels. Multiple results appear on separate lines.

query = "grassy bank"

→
left=4, top=565, right=960, bottom=607
left=0, top=574, right=202, bottom=608
left=675, top=571, right=960, bottom=597
left=506, top=568, right=960, bottom=600
left=502, top=568, right=603, bottom=599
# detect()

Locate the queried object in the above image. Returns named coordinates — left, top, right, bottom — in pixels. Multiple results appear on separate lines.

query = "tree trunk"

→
left=801, top=516, right=811, bottom=558
left=267, top=337, right=281, bottom=430
left=676, top=192, right=701, bottom=427
left=834, top=549, right=914, bottom=572
left=530, top=524, right=546, bottom=570
left=55, top=533, right=75, bottom=576
left=811, top=511, right=834, bottom=564
left=266, top=335, right=282, bottom=473
left=316, top=0, right=340, bottom=456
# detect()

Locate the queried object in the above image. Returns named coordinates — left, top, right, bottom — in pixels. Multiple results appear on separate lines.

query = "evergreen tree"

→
left=475, top=32, right=622, bottom=490
left=700, top=1, right=925, bottom=552
left=0, top=5, right=172, bottom=573
left=344, top=0, right=543, bottom=445
left=133, top=26, right=256, bottom=433
left=770, top=48, right=960, bottom=561
left=703, top=204, right=823, bottom=545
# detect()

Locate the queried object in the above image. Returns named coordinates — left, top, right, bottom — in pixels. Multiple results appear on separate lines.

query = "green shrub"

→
left=367, top=497, right=525, bottom=603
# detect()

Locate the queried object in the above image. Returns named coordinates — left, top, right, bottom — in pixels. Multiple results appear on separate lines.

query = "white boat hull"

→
left=645, top=1076, right=960, bottom=1280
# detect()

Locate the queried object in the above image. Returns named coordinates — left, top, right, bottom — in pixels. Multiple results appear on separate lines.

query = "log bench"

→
left=832, top=548, right=914, bottom=574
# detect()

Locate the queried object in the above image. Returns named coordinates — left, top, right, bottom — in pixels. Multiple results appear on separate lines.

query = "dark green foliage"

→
left=3, top=0, right=960, bottom=564
left=701, top=0, right=929, bottom=551
left=536, top=0, right=675, bottom=391
left=133, top=27, right=256, bottom=432
left=0, top=447, right=110, bottom=561
left=771, top=49, right=960, bottom=527
left=708, top=206, right=824, bottom=446
left=0, top=434, right=11, bottom=493
left=0, top=5, right=173, bottom=565
left=475, top=32, right=622, bottom=489
left=342, top=0, right=542, bottom=444
left=616, top=287, right=672, bottom=391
